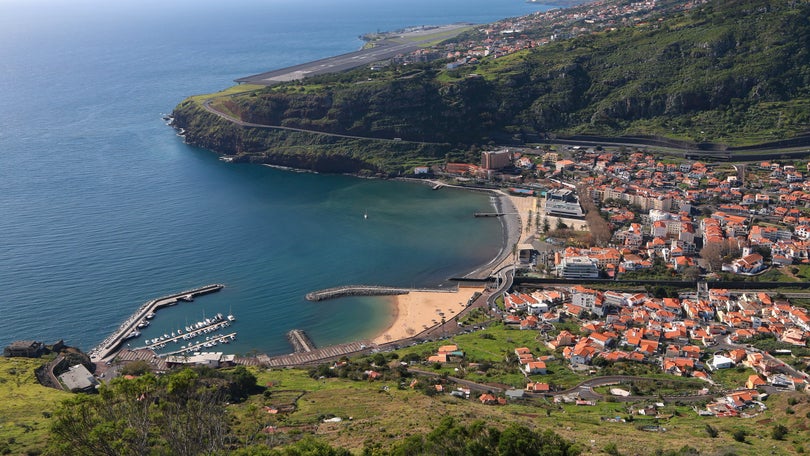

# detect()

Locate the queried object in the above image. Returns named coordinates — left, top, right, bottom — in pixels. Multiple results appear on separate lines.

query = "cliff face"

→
left=171, top=100, right=451, bottom=175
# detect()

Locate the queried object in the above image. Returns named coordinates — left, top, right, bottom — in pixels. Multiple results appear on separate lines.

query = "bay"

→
left=0, top=0, right=549, bottom=355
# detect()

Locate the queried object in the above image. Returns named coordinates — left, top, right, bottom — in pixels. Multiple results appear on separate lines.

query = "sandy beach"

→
left=372, top=287, right=483, bottom=344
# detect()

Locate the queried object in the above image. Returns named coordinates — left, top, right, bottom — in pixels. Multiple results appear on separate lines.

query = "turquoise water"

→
left=0, top=0, right=548, bottom=355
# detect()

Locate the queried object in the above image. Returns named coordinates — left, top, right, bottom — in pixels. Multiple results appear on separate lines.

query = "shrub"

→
left=732, top=429, right=747, bottom=443
left=772, top=424, right=788, bottom=440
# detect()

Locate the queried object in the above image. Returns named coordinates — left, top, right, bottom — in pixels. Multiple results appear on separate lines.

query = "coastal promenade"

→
left=235, top=24, right=472, bottom=86
left=257, top=340, right=372, bottom=367
left=89, top=284, right=224, bottom=363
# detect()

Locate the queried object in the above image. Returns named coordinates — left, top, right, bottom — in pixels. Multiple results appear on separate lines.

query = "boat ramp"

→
left=90, top=284, right=224, bottom=363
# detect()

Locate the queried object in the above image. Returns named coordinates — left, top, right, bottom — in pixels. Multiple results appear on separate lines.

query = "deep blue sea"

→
left=0, top=0, right=549, bottom=356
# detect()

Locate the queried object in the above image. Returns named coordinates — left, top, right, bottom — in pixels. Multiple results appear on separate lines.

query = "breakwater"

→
left=89, top=284, right=224, bottom=362
left=286, top=329, right=316, bottom=353
left=305, top=285, right=456, bottom=302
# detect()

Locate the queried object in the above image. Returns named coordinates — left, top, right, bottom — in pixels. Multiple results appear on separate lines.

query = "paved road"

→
left=235, top=23, right=472, bottom=85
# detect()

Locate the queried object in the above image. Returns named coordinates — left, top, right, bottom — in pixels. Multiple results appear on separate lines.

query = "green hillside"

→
left=173, top=0, right=810, bottom=172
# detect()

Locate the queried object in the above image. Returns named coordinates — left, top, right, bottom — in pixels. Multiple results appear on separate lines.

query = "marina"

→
left=135, top=313, right=234, bottom=351
left=161, top=332, right=237, bottom=356
left=89, top=284, right=224, bottom=363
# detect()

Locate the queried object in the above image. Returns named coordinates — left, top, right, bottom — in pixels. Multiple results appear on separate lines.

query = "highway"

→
left=235, top=23, right=472, bottom=85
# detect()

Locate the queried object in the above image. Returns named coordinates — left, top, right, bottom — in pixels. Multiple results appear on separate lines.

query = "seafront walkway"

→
left=257, top=340, right=372, bottom=367
left=90, top=284, right=224, bottom=363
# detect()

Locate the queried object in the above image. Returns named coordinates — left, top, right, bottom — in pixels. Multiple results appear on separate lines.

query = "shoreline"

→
left=371, top=287, right=483, bottom=345
left=364, top=180, right=530, bottom=345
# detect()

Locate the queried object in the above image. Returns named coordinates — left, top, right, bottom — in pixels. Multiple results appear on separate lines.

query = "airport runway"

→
left=235, top=23, right=472, bottom=86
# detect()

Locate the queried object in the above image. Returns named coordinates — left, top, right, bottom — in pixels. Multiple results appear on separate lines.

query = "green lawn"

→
left=710, top=366, right=755, bottom=390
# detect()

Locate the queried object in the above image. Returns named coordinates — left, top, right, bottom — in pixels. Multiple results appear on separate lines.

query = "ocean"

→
left=0, top=0, right=550, bottom=356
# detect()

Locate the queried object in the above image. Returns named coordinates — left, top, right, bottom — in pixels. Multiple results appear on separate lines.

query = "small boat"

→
left=227, top=314, right=236, bottom=322
left=136, top=320, right=150, bottom=329
left=145, top=312, right=156, bottom=319
left=125, top=330, right=141, bottom=340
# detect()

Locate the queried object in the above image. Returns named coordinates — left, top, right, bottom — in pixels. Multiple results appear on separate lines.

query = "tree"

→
left=228, top=365, right=259, bottom=402
left=682, top=266, right=701, bottom=282
left=49, top=368, right=238, bottom=456
left=700, top=238, right=741, bottom=272
left=120, top=360, right=152, bottom=376
left=556, top=218, right=567, bottom=230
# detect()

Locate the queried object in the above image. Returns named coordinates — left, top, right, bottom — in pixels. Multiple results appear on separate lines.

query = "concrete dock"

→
left=90, top=284, right=224, bottom=363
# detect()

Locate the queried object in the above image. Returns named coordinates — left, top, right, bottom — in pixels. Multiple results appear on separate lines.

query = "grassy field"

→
left=228, top=365, right=810, bottom=455
left=2, top=353, right=809, bottom=455
left=0, top=357, right=70, bottom=455
left=186, top=84, right=264, bottom=106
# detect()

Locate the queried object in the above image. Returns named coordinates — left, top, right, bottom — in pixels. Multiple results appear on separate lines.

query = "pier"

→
left=286, top=329, right=317, bottom=353
left=90, top=284, right=224, bottom=363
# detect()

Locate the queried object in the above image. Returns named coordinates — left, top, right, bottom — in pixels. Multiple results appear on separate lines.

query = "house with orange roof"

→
left=525, top=381, right=550, bottom=393
left=731, top=252, right=765, bottom=275
left=479, top=393, right=506, bottom=405
left=523, top=361, right=547, bottom=375
left=662, top=357, right=695, bottom=376
left=727, top=349, right=747, bottom=364
left=638, top=339, right=659, bottom=356
left=747, top=374, right=768, bottom=389
left=744, top=352, right=765, bottom=370
left=563, top=339, right=598, bottom=365
left=588, top=332, right=614, bottom=348
left=547, top=330, right=575, bottom=349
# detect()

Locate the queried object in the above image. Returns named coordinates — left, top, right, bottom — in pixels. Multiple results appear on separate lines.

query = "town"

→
left=393, top=0, right=709, bottom=69
left=401, top=143, right=810, bottom=419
